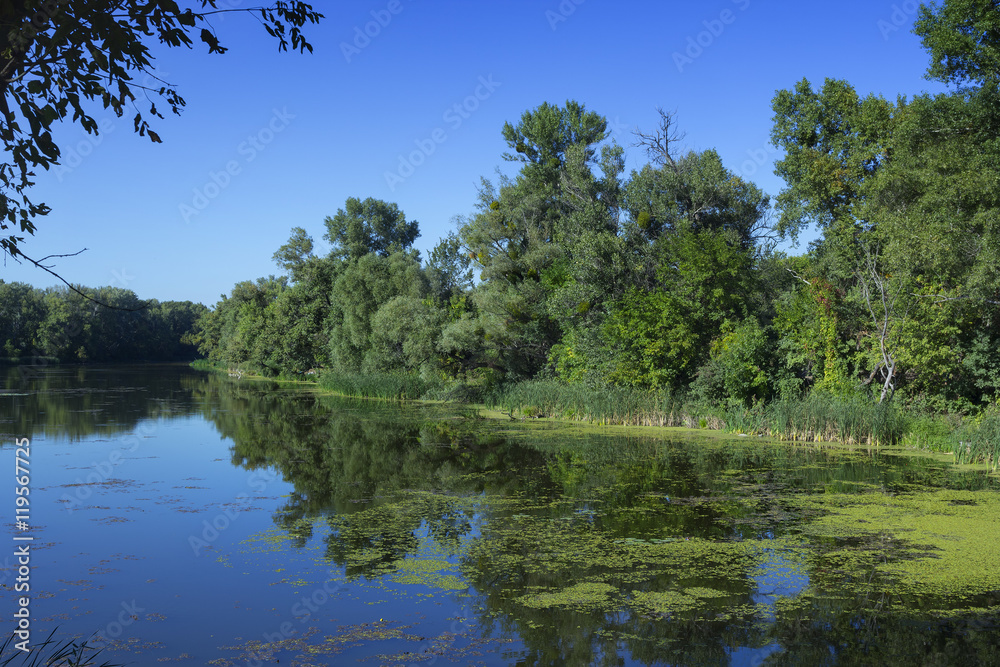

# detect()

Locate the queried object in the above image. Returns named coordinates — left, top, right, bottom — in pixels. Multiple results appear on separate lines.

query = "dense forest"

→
left=192, top=2, right=1000, bottom=422
left=0, top=282, right=205, bottom=363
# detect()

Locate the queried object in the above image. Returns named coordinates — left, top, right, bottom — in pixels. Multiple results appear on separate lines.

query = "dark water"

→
left=1, top=365, right=999, bottom=666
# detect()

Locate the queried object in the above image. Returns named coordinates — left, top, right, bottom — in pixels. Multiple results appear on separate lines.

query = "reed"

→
left=486, top=381, right=908, bottom=447
left=484, top=380, right=687, bottom=427
left=318, top=370, right=436, bottom=400
left=761, top=394, right=907, bottom=447
left=0, top=629, right=122, bottom=666
left=953, top=410, right=1000, bottom=471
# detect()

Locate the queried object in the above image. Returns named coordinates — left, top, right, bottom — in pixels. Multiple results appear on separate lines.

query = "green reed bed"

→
left=318, top=371, right=436, bottom=401
left=487, top=381, right=908, bottom=447
left=484, top=380, right=689, bottom=427
left=953, top=411, right=1000, bottom=471
left=754, top=394, right=907, bottom=446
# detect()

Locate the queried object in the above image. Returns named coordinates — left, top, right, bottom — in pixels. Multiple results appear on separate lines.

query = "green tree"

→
left=459, top=101, right=619, bottom=379
left=601, top=227, right=757, bottom=390
left=367, top=295, right=446, bottom=378
left=326, top=251, right=428, bottom=373
left=501, top=99, right=607, bottom=192
left=323, top=197, right=420, bottom=263
left=914, top=0, right=1000, bottom=88
left=770, top=78, right=896, bottom=242
left=425, top=231, right=473, bottom=303
left=0, top=280, right=44, bottom=358
left=272, top=226, right=315, bottom=283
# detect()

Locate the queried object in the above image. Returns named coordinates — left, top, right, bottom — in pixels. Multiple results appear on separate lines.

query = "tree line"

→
left=194, top=1, right=1000, bottom=412
left=0, top=282, right=205, bottom=363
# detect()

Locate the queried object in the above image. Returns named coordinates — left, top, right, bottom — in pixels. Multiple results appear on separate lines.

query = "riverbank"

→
left=192, top=363, right=1000, bottom=473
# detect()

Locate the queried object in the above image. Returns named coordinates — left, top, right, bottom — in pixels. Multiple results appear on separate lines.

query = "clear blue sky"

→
left=3, top=0, right=947, bottom=306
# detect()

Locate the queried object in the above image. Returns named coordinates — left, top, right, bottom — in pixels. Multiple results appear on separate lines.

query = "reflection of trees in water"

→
left=2, top=364, right=201, bottom=440
left=16, top=365, right=1000, bottom=664
left=188, top=377, right=1000, bottom=665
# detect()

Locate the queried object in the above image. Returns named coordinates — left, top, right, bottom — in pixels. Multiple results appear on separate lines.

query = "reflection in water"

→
left=3, top=364, right=1000, bottom=665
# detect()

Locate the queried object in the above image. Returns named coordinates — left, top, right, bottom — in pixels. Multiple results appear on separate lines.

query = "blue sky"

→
left=3, top=0, right=947, bottom=306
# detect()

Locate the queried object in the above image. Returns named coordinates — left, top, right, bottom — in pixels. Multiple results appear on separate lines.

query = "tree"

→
left=0, top=280, right=44, bottom=357
left=769, top=78, right=896, bottom=242
left=272, top=226, right=315, bottom=282
left=323, top=197, right=420, bottom=263
left=769, top=4, right=1000, bottom=404
left=914, top=0, right=1000, bottom=89
left=0, top=1, right=323, bottom=270
left=425, top=231, right=473, bottom=303
left=326, top=251, right=428, bottom=373
left=458, top=101, right=620, bottom=380
left=501, top=100, right=607, bottom=190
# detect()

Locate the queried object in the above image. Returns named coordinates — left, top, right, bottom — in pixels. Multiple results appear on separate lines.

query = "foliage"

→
left=0, top=280, right=204, bottom=363
left=179, top=4, right=1000, bottom=422
left=323, top=197, right=420, bottom=263
left=914, top=0, right=1000, bottom=88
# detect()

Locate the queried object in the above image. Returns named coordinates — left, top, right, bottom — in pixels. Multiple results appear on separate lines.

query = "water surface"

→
left=2, top=365, right=999, bottom=665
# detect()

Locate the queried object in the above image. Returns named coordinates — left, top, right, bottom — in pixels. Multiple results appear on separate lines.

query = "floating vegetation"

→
left=630, top=587, right=733, bottom=618
left=391, top=557, right=466, bottom=591
left=14, top=365, right=1000, bottom=666
left=517, top=582, right=617, bottom=611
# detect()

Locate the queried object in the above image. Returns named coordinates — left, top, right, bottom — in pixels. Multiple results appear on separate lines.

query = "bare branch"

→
left=15, top=249, right=150, bottom=312
left=786, top=267, right=811, bottom=285
left=633, top=107, right=684, bottom=169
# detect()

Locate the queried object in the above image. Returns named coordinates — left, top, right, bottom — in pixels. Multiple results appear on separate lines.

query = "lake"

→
left=2, top=364, right=999, bottom=665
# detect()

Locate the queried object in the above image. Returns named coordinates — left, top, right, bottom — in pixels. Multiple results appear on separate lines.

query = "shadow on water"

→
left=4, top=364, right=1000, bottom=665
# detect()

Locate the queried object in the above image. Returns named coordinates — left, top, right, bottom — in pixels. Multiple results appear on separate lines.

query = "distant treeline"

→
left=0, top=282, right=206, bottom=363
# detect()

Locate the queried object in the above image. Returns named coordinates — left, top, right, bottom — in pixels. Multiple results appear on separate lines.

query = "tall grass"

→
left=314, top=371, right=994, bottom=465
left=757, top=394, right=907, bottom=447
left=953, top=410, right=1000, bottom=472
left=485, top=380, right=695, bottom=427
left=0, top=629, right=122, bottom=666
left=318, top=370, right=437, bottom=401
left=485, top=380, right=909, bottom=447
